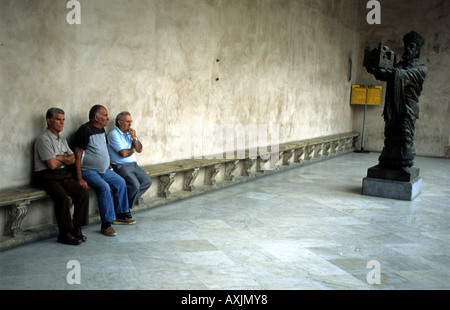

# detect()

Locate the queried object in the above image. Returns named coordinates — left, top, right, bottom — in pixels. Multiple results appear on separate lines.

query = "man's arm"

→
left=117, top=140, right=142, bottom=157
left=114, top=128, right=143, bottom=157
left=118, top=147, right=136, bottom=158
left=74, top=146, right=88, bottom=189
left=129, top=128, right=143, bottom=153
left=131, top=138, right=143, bottom=154
left=46, top=153, right=75, bottom=170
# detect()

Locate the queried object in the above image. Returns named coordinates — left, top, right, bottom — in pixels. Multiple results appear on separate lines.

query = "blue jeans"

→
left=82, top=169, right=129, bottom=223
left=113, top=162, right=152, bottom=209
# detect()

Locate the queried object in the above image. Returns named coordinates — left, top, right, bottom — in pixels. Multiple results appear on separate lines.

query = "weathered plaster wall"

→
left=0, top=0, right=361, bottom=189
left=353, top=0, right=450, bottom=158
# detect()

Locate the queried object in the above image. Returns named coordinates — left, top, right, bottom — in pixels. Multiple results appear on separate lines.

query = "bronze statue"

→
left=365, top=31, right=428, bottom=174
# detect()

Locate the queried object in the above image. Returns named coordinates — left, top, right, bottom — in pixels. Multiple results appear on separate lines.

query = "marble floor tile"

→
left=0, top=152, right=448, bottom=291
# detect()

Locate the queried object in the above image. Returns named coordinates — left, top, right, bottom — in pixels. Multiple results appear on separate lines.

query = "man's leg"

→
left=38, top=178, right=81, bottom=245
left=82, top=169, right=116, bottom=224
left=102, top=169, right=135, bottom=224
left=62, top=178, right=90, bottom=241
left=116, top=163, right=151, bottom=209
left=134, top=164, right=152, bottom=205
left=115, top=164, right=140, bottom=210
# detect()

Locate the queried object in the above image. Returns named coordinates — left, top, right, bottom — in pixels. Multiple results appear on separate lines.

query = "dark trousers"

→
left=34, top=169, right=89, bottom=234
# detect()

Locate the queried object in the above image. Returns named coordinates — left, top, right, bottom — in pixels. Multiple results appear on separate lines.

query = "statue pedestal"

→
left=362, top=165, right=422, bottom=201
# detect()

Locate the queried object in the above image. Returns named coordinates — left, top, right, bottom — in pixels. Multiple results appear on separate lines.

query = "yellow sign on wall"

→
left=351, top=85, right=382, bottom=106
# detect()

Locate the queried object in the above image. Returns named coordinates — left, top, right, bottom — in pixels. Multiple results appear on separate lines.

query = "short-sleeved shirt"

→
left=74, top=122, right=110, bottom=174
left=34, top=129, right=73, bottom=172
left=107, top=127, right=136, bottom=165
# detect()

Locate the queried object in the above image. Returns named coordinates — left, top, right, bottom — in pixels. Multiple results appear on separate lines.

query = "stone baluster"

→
left=352, top=136, right=358, bottom=148
left=158, top=173, right=176, bottom=198
left=6, top=201, right=29, bottom=238
left=344, top=138, right=353, bottom=150
left=205, top=164, right=221, bottom=186
left=224, top=160, right=239, bottom=181
left=337, top=139, right=345, bottom=152
left=330, top=141, right=339, bottom=154
left=314, top=143, right=323, bottom=159
left=323, top=142, right=331, bottom=157
left=294, top=146, right=306, bottom=164
left=241, top=158, right=256, bottom=177
left=282, top=149, right=294, bottom=166
left=183, top=168, right=200, bottom=191
left=305, top=145, right=314, bottom=161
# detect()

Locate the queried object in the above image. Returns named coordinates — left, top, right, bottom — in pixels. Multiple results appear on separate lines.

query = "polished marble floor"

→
left=0, top=152, right=448, bottom=290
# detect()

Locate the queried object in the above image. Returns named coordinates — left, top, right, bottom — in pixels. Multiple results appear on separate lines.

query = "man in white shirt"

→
left=108, top=112, right=152, bottom=218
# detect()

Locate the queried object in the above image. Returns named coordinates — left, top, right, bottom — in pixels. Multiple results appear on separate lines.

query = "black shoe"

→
left=126, top=212, right=133, bottom=219
left=73, top=227, right=87, bottom=242
left=58, top=232, right=82, bottom=246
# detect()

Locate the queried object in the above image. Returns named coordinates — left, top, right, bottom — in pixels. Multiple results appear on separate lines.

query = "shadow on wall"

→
left=29, top=114, right=46, bottom=184
left=445, top=145, right=450, bottom=158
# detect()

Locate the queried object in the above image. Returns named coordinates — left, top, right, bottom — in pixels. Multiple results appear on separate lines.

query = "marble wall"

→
left=354, top=0, right=450, bottom=158
left=0, top=0, right=362, bottom=189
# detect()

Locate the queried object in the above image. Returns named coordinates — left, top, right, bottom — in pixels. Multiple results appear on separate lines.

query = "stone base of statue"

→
left=362, top=165, right=422, bottom=201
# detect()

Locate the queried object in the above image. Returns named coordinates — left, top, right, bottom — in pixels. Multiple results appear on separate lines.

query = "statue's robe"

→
left=379, top=60, right=428, bottom=170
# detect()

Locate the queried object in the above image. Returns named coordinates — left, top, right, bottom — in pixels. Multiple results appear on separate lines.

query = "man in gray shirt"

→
left=34, top=108, right=89, bottom=245
left=73, top=105, right=136, bottom=237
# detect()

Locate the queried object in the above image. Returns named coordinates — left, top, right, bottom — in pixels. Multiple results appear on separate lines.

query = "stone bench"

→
left=278, top=132, right=359, bottom=164
left=0, top=187, right=50, bottom=240
left=0, top=131, right=359, bottom=250
left=140, top=131, right=359, bottom=199
left=143, top=158, right=239, bottom=198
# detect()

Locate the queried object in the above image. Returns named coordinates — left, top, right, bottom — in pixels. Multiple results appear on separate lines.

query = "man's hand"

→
left=61, top=153, right=75, bottom=165
left=73, top=146, right=88, bottom=189
left=129, top=127, right=143, bottom=153
left=78, top=179, right=89, bottom=189
left=128, top=128, right=137, bottom=140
